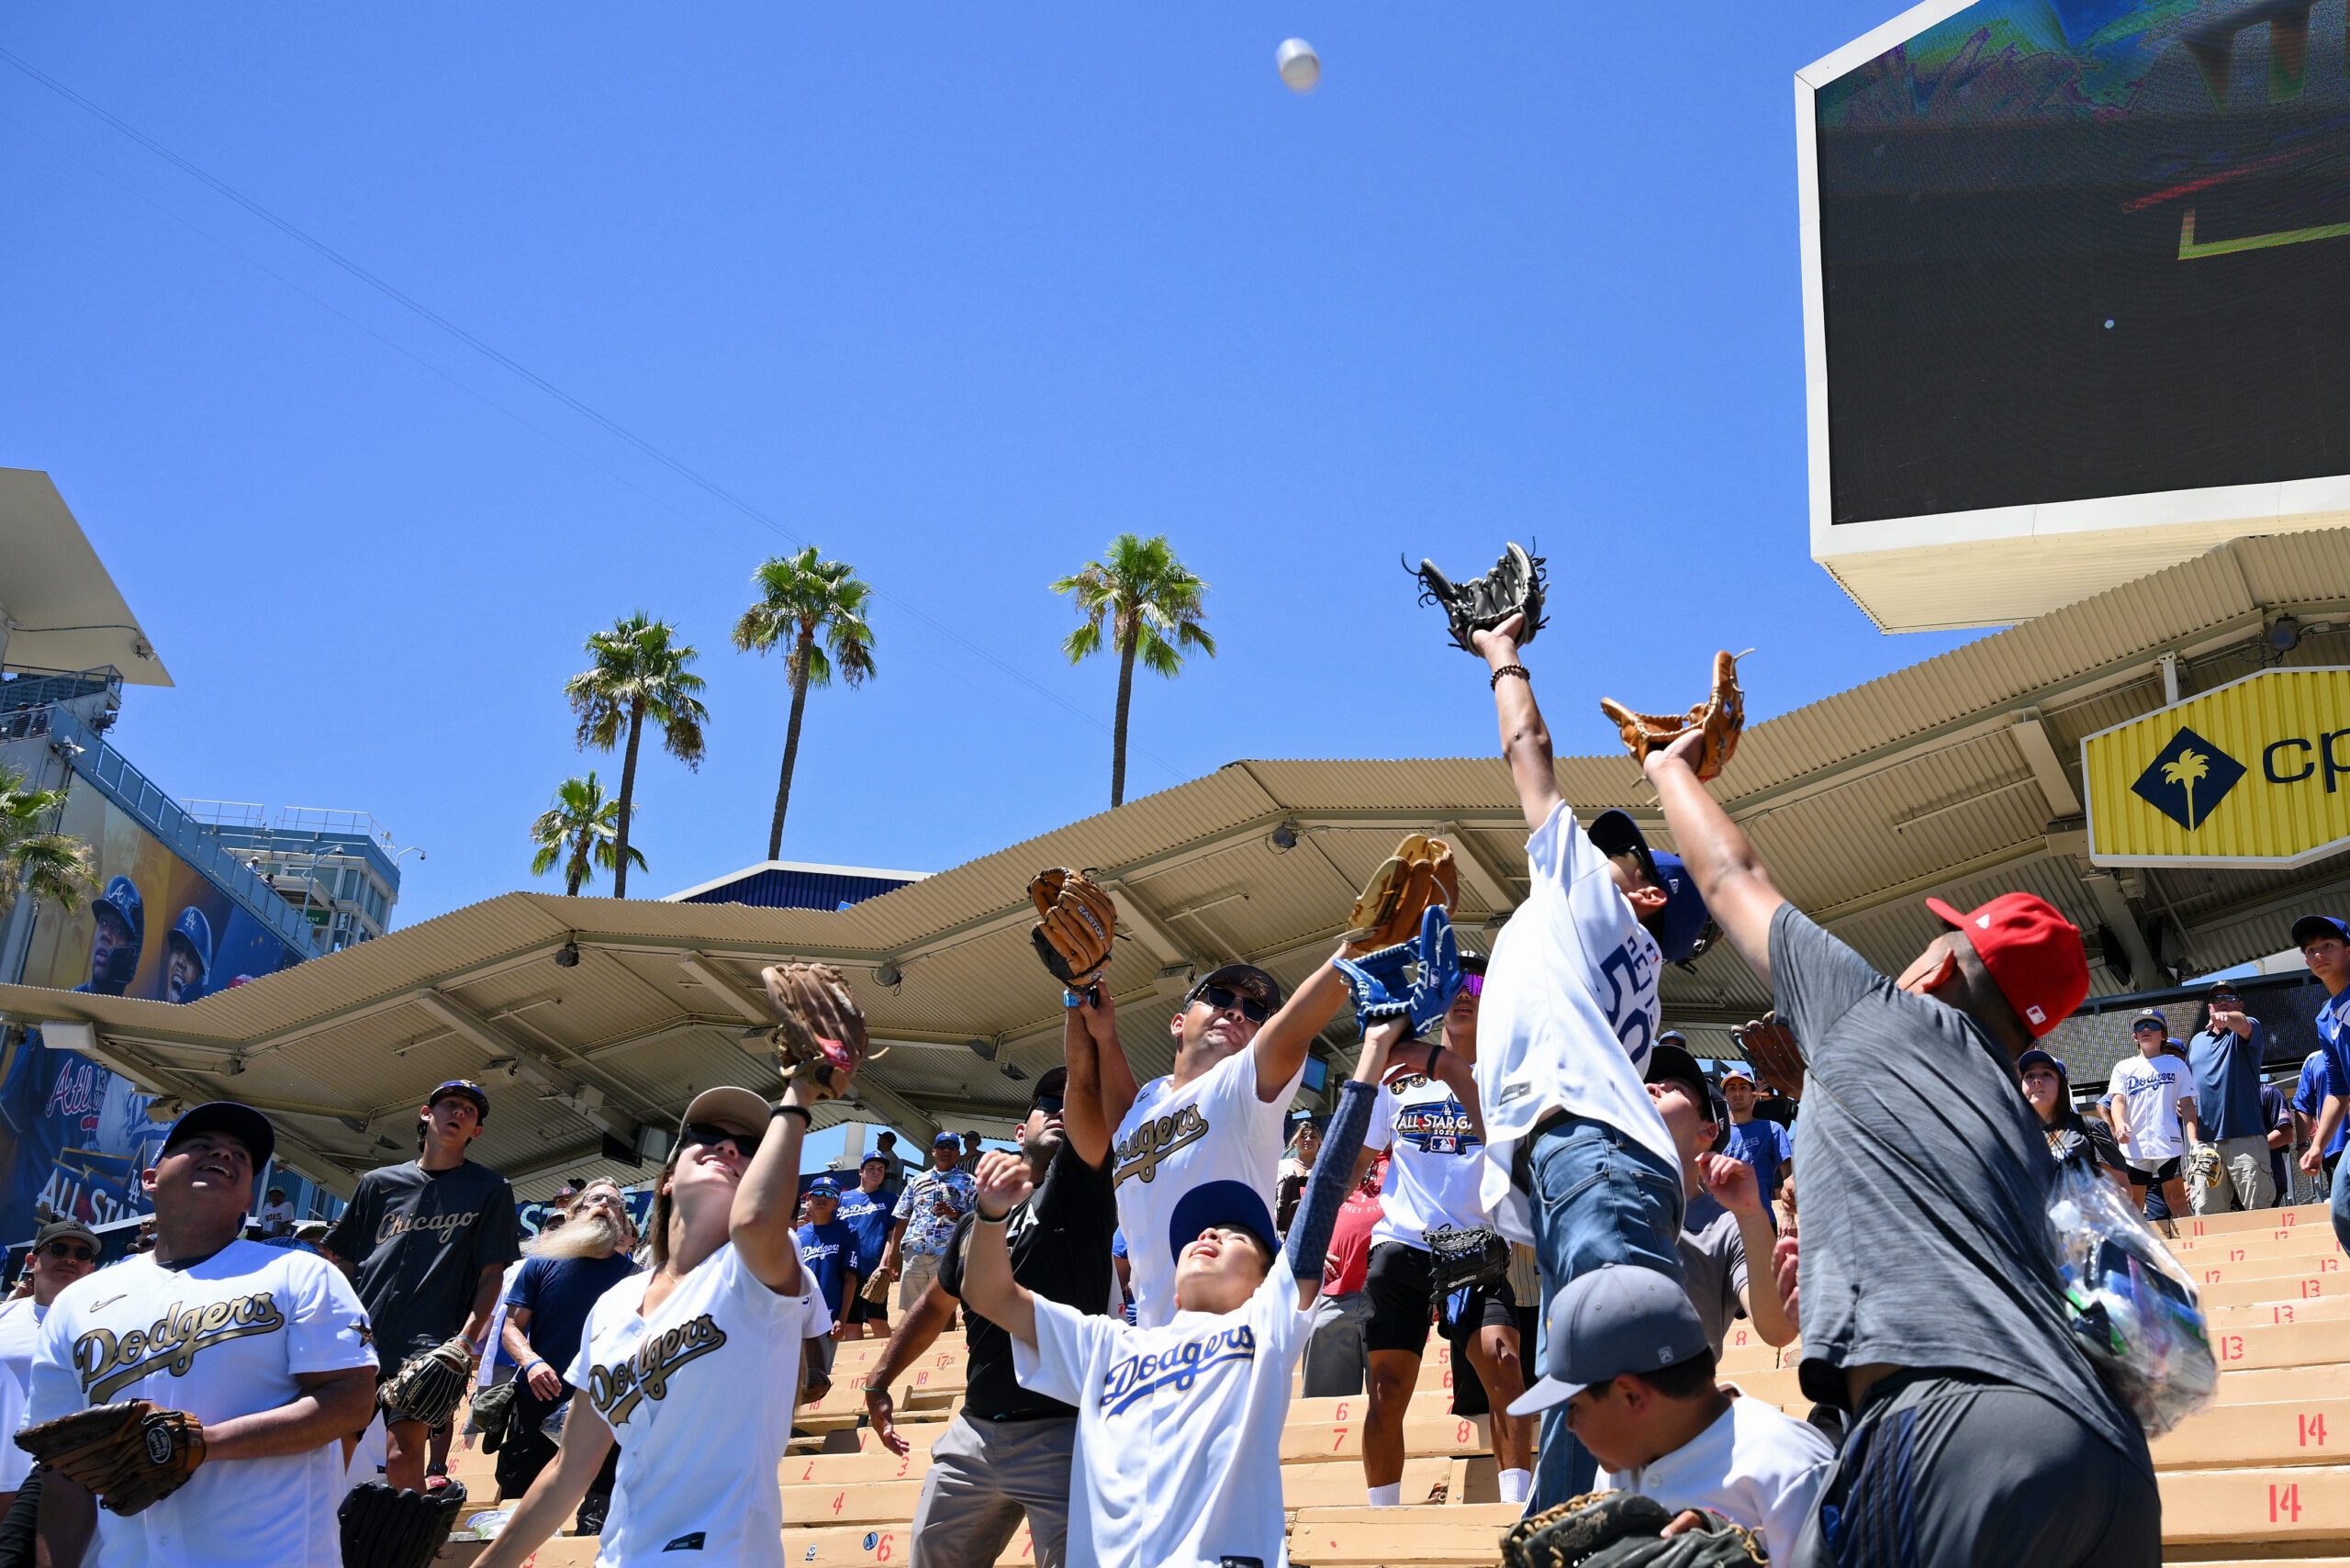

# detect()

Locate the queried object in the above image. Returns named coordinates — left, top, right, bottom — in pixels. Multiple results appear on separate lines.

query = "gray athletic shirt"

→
left=1769, top=906, right=2143, bottom=1462
left=1678, top=1193, right=1748, bottom=1359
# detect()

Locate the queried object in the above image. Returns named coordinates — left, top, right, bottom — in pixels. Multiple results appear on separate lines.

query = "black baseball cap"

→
left=1587, top=812, right=1711, bottom=964
left=428, top=1079, right=491, bottom=1122
left=1184, top=963, right=1285, bottom=1014
left=1643, top=1044, right=1727, bottom=1151
left=162, top=1101, right=276, bottom=1169
left=2294, top=914, right=2350, bottom=948
left=33, top=1218, right=98, bottom=1252
left=1032, top=1065, right=1069, bottom=1107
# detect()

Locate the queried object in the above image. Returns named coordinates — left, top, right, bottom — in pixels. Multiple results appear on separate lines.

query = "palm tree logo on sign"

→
left=2131, top=726, right=2247, bottom=832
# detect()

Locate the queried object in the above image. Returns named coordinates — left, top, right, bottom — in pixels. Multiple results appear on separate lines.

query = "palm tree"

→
left=732, top=548, right=878, bottom=859
left=1053, top=533, right=1215, bottom=806
left=528, top=771, right=645, bottom=895
left=564, top=613, right=709, bottom=897
left=0, top=767, right=95, bottom=916
left=2165, top=748, right=2211, bottom=826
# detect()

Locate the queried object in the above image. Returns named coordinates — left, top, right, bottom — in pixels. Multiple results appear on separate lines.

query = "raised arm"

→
left=1062, top=991, right=1116, bottom=1168
left=961, top=1153, right=1040, bottom=1350
left=1471, top=614, right=1562, bottom=832
left=732, top=1078, right=824, bottom=1295
left=1282, top=1018, right=1407, bottom=1310
left=1644, top=729, right=1786, bottom=988
left=1696, top=1152, right=1796, bottom=1348
left=1253, top=959, right=1353, bottom=1104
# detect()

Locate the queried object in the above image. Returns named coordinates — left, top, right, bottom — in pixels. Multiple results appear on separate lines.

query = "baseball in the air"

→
left=1276, top=38, right=1321, bottom=94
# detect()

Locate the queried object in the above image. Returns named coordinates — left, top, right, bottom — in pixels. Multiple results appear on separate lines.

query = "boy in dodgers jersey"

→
left=964, top=1017, right=1406, bottom=1568
left=28, top=1103, right=378, bottom=1568
left=1466, top=613, right=1714, bottom=1509
left=1076, top=953, right=1356, bottom=1329
left=474, top=1076, right=837, bottom=1568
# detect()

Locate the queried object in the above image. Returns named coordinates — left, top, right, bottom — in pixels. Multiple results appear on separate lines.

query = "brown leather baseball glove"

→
left=1599, top=650, right=1746, bottom=782
left=1027, top=868, right=1119, bottom=991
left=1342, top=834, right=1459, bottom=956
left=765, top=962, right=870, bottom=1101
left=15, top=1400, right=207, bottom=1515
left=377, top=1336, right=474, bottom=1430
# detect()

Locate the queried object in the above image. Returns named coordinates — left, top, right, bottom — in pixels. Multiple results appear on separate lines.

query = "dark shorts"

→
left=1364, top=1241, right=1518, bottom=1359
left=848, top=1294, right=890, bottom=1326
left=1448, top=1298, right=1536, bottom=1418
left=1791, top=1372, right=2158, bottom=1568
left=2126, top=1158, right=2181, bottom=1185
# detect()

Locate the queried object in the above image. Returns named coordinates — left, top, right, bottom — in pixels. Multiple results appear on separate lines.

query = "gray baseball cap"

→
left=1507, top=1264, right=1709, bottom=1417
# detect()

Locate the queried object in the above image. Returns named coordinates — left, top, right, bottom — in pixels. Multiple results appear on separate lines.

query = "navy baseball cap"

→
left=2017, top=1047, right=2070, bottom=1087
left=2295, top=914, right=2350, bottom=948
left=2128, top=1008, right=2167, bottom=1032
left=162, top=1100, right=276, bottom=1170
left=428, top=1079, right=490, bottom=1123
left=806, top=1177, right=840, bottom=1198
left=1510, top=1264, right=1709, bottom=1416
left=1168, top=1180, right=1278, bottom=1264
left=932, top=1130, right=962, bottom=1148
left=1587, top=812, right=1711, bottom=964
left=1184, top=963, right=1286, bottom=1014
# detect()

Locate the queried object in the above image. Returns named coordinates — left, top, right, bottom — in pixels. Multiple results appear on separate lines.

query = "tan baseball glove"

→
left=1027, top=868, right=1119, bottom=991
left=1599, top=650, right=1747, bottom=781
left=765, top=962, right=871, bottom=1101
left=1342, top=834, right=1459, bottom=956
left=16, top=1399, right=206, bottom=1515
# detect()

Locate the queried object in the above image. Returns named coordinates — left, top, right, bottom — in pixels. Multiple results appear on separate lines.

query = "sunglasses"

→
left=40, top=1241, right=95, bottom=1262
left=2131, top=1021, right=2165, bottom=1033
left=1033, top=1094, right=1066, bottom=1115
left=1459, top=973, right=1485, bottom=999
left=681, top=1122, right=763, bottom=1158
left=1195, top=984, right=1273, bottom=1024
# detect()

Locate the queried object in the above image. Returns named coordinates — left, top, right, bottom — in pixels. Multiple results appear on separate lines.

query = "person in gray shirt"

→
left=1644, top=730, right=2156, bottom=1568
left=1641, top=1042, right=1795, bottom=1359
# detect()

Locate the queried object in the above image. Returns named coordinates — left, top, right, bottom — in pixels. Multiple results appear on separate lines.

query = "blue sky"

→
left=6, top=4, right=1977, bottom=928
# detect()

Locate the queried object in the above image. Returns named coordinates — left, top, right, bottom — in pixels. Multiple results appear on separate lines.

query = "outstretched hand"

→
left=972, top=1150, right=1035, bottom=1220
left=1733, top=1014, right=1804, bottom=1103
left=1470, top=611, right=1527, bottom=666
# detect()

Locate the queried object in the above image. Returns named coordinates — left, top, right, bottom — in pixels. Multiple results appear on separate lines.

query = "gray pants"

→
left=1302, top=1290, right=1371, bottom=1398
left=909, top=1412, right=1075, bottom=1568
left=2188, top=1135, right=2277, bottom=1215
left=1791, top=1373, right=2158, bottom=1568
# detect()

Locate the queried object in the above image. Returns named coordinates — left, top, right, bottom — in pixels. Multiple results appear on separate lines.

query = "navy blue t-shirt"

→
left=506, top=1251, right=640, bottom=1380
left=797, top=1217, right=857, bottom=1316
left=2187, top=1020, right=2266, bottom=1141
left=835, top=1187, right=896, bottom=1275
left=1725, top=1115, right=1794, bottom=1200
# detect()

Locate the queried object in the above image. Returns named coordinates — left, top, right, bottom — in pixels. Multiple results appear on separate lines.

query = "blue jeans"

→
left=1527, top=1114, right=1686, bottom=1511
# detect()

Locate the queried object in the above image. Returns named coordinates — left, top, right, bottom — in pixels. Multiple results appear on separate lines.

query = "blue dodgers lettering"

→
left=1100, top=1324, right=1258, bottom=1415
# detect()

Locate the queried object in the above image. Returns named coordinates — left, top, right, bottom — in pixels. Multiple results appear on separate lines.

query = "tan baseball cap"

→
left=679, top=1086, right=769, bottom=1139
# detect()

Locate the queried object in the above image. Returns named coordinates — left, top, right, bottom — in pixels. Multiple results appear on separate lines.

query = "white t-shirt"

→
left=2109, top=1053, right=2194, bottom=1161
left=0, top=1296, right=38, bottom=1490
left=1014, top=1262, right=1313, bottom=1568
left=1365, top=1072, right=1489, bottom=1250
left=259, top=1201, right=296, bottom=1234
left=1113, top=1045, right=1304, bottom=1329
left=568, top=1242, right=831, bottom=1568
left=478, top=1258, right=527, bottom=1389
left=1474, top=801, right=1676, bottom=1245
left=28, top=1240, right=377, bottom=1568
left=1603, top=1393, right=1835, bottom=1557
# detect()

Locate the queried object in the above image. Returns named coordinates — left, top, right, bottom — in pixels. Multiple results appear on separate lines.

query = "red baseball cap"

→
left=1923, top=892, right=2087, bottom=1039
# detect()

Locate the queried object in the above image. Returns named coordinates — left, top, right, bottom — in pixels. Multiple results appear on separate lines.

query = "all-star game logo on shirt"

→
left=1099, top=1322, right=1258, bottom=1415
left=587, top=1313, right=729, bottom=1425
left=1390, top=1079, right=1481, bottom=1157
left=74, top=1292, right=289, bottom=1401
left=1114, top=1104, right=1210, bottom=1187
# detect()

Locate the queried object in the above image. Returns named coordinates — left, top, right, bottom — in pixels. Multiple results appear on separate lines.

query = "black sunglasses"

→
left=40, top=1241, right=95, bottom=1262
left=681, top=1122, right=762, bottom=1158
left=1033, top=1094, right=1066, bottom=1115
left=1195, top=984, right=1273, bottom=1025
left=2131, top=1020, right=2165, bottom=1032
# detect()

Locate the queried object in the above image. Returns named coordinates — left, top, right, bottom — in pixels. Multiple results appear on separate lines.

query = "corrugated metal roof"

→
left=11, top=532, right=2350, bottom=1197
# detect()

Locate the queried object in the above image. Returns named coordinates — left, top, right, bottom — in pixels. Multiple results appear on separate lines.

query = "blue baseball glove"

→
left=1335, top=906, right=1461, bottom=1038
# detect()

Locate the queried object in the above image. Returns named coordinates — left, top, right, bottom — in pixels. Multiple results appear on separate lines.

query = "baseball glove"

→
left=764, top=962, right=872, bottom=1101
left=1599, top=651, right=1747, bottom=782
left=466, top=1373, right=518, bottom=1453
left=1502, top=1491, right=1765, bottom=1568
left=338, top=1479, right=470, bottom=1568
left=13, top=1400, right=206, bottom=1516
left=1336, top=906, right=1462, bottom=1038
left=1343, top=833, right=1458, bottom=955
left=1028, top=867, right=1119, bottom=991
left=377, top=1337, right=474, bottom=1430
left=1426, top=1223, right=1509, bottom=1299
left=1410, top=542, right=1549, bottom=654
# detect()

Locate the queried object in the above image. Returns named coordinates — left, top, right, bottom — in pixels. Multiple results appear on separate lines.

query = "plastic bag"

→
left=2047, top=1159, right=2217, bottom=1437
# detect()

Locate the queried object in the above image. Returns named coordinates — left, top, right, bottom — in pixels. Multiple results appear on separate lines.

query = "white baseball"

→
left=1276, top=38, right=1321, bottom=94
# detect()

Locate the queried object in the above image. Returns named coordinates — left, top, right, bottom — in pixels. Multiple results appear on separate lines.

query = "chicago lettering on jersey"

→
left=75, top=1292, right=288, bottom=1401
left=374, top=1206, right=481, bottom=1248
left=1101, top=1323, right=1257, bottom=1415
left=586, top=1313, right=729, bottom=1426
left=1115, top=1104, right=1210, bottom=1187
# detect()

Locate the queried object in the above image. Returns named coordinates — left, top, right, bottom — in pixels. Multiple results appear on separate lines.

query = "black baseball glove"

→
left=1410, top=542, right=1549, bottom=654
left=1502, top=1491, right=1766, bottom=1568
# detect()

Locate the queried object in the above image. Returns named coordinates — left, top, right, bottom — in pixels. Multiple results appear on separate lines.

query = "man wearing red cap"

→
left=1644, top=731, right=2155, bottom=1565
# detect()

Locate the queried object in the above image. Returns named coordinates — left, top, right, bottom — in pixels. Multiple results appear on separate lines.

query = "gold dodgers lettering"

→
left=586, top=1313, right=729, bottom=1426
left=1114, top=1104, right=1210, bottom=1187
left=76, top=1293, right=288, bottom=1403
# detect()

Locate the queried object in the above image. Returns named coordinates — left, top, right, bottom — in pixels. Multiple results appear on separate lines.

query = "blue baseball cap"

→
left=1588, top=812, right=1711, bottom=964
left=932, top=1130, right=962, bottom=1149
left=806, top=1177, right=840, bottom=1198
left=1509, top=1265, right=1708, bottom=1417
left=1168, top=1180, right=1278, bottom=1264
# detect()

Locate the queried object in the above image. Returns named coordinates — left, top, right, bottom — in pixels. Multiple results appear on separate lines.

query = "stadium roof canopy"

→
left=8, top=532, right=2350, bottom=1199
left=0, top=469, right=173, bottom=687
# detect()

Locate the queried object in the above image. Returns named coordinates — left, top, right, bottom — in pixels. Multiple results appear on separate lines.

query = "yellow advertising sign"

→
left=2084, top=667, right=2350, bottom=868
